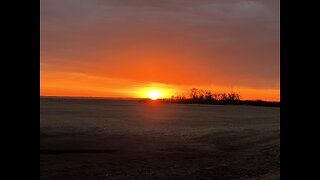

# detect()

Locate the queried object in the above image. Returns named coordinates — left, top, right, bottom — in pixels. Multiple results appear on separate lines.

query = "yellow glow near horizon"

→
left=40, top=71, right=279, bottom=101
left=131, top=82, right=177, bottom=99
left=147, top=90, right=162, bottom=100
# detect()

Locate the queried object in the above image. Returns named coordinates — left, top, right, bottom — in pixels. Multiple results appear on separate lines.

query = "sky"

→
left=40, top=0, right=280, bottom=101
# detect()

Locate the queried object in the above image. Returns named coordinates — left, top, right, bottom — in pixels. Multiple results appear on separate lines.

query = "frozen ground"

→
left=40, top=97, right=280, bottom=180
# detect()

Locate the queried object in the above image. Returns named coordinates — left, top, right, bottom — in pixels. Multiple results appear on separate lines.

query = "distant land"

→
left=139, top=98, right=280, bottom=107
left=41, top=96, right=279, bottom=107
left=140, top=88, right=280, bottom=107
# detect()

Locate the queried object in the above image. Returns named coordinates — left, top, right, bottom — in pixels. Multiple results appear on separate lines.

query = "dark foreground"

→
left=40, top=97, right=280, bottom=180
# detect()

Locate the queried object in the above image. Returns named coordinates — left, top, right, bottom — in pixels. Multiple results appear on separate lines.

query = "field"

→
left=40, top=97, right=280, bottom=180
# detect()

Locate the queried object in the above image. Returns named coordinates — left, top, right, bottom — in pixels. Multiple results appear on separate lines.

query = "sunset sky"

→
left=40, top=0, right=279, bottom=101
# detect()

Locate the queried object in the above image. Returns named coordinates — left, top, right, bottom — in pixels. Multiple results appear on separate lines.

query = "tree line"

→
left=158, top=88, right=279, bottom=107
left=170, top=88, right=239, bottom=101
left=159, top=88, right=241, bottom=104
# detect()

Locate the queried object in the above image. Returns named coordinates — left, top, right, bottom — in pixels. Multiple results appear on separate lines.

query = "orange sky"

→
left=40, top=0, right=280, bottom=101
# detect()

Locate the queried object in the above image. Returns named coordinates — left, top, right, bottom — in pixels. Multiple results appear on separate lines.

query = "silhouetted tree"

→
left=228, top=92, right=240, bottom=101
left=213, top=93, right=220, bottom=100
left=198, top=89, right=205, bottom=101
left=147, top=88, right=279, bottom=107
left=190, top=88, right=199, bottom=100
left=205, top=91, right=213, bottom=101
left=220, top=93, right=227, bottom=101
left=159, top=88, right=241, bottom=104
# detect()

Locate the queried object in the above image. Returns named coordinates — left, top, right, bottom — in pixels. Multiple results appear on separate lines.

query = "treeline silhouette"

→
left=140, top=88, right=280, bottom=107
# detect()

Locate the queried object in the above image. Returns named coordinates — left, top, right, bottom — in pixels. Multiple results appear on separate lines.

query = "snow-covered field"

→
left=40, top=97, right=280, bottom=180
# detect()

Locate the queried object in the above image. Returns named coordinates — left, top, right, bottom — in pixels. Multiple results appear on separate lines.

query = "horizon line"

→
left=40, top=95, right=280, bottom=103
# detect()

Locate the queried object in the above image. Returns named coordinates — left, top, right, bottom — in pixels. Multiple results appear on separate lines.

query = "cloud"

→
left=41, top=0, right=279, bottom=89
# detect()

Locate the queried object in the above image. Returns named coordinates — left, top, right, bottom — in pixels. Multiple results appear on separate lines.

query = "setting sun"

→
left=147, top=90, right=162, bottom=100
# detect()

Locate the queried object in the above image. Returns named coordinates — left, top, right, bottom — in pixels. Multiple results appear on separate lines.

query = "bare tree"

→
left=198, top=89, right=205, bottom=100
left=221, top=93, right=228, bottom=101
left=205, top=91, right=213, bottom=101
left=227, top=92, right=240, bottom=101
left=190, top=88, right=199, bottom=100
left=213, top=93, right=220, bottom=100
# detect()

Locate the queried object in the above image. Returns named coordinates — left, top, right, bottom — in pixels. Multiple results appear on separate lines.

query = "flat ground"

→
left=40, top=97, right=280, bottom=180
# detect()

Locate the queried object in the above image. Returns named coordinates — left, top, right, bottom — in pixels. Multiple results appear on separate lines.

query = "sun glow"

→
left=147, top=90, right=162, bottom=100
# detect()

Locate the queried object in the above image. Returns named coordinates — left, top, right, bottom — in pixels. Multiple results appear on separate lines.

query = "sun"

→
left=147, top=90, right=162, bottom=100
